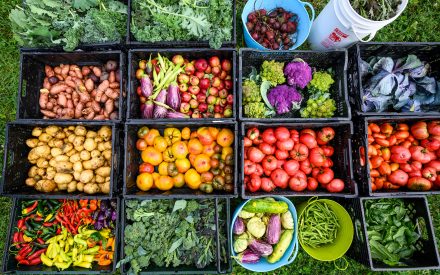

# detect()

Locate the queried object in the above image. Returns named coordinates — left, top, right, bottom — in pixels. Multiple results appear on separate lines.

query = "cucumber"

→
left=268, top=229, right=293, bottom=263
left=243, top=199, right=288, bottom=214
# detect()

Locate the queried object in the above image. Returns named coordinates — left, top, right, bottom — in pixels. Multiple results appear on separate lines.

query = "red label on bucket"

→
left=321, top=28, right=349, bottom=48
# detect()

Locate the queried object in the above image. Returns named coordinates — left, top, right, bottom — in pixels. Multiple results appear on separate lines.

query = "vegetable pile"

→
left=9, top=0, right=127, bottom=51
left=11, top=199, right=116, bottom=269
left=244, top=126, right=346, bottom=193
left=131, top=0, right=233, bottom=48
left=242, top=59, right=337, bottom=118
left=361, top=120, right=440, bottom=191
left=360, top=54, right=440, bottom=113
left=350, top=0, right=402, bottom=21
left=298, top=200, right=339, bottom=248
left=233, top=198, right=294, bottom=264
left=136, top=54, right=233, bottom=119
left=246, top=8, right=298, bottom=50
left=25, top=125, right=112, bottom=194
left=364, top=198, right=422, bottom=266
left=135, top=126, right=234, bottom=194
left=40, top=60, right=120, bottom=120
left=119, top=199, right=227, bottom=274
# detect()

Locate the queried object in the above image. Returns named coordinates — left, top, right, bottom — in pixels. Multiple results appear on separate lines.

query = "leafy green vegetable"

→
left=131, top=0, right=232, bottom=49
left=364, top=198, right=422, bottom=266
left=119, top=199, right=225, bottom=274
left=9, top=0, right=127, bottom=51
left=350, top=0, right=402, bottom=21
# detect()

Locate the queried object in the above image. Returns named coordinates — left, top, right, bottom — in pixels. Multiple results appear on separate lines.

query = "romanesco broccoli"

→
left=260, top=60, right=286, bottom=86
left=308, top=71, right=335, bottom=93
left=244, top=102, right=268, bottom=118
left=242, top=80, right=261, bottom=103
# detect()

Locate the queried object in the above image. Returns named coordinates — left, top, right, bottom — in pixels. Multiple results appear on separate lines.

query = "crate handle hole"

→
left=21, top=80, right=27, bottom=97
left=416, top=217, right=429, bottom=241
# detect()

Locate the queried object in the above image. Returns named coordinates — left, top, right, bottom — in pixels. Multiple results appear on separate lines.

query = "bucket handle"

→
left=299, top=1, right=315, bottom=25
left=352, top=25, right=377, bottom=42
left=286, top=241, right=299, bottom=264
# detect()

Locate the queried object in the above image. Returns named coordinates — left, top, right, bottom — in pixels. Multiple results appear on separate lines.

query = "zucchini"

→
left=268, top=229, right=293, bottom=263
left=243, top=199, right=288, bottom=214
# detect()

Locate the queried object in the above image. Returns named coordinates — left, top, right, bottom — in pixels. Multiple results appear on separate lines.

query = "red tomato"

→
left=294, top=171, right=307, bottom=180
left=307, top=178, right=318, bottom=191
left=261, top=128, right=277, bottom=144
left=428, top=121, right=440, bottom=136
left=255, top=164, right=264, bottom=176
left=253, top=136, right=263, bottom=145
left=283, top=160, right=300, bottom=176
left=322, top=158, right=333, bottom=168
left=316, top=168, right=334, bottom=185
left=311, top=167, right=320, bottom=178
left=271, top=169, right=289, bottom=189
left=290, top=143, right=309, bottom=161
left=244, top=160, right=256, bottom=175
left=421, top=138, right=440, bottom=151
left=276, top=159, right=285, bottom=169
left=261, top=177, right=276, bottom=192
left=380, top=123, right=393, bottom=135
left=396, top=123, right=409, bottom=131
left=248, top=175, right=261, bottom=192
left=136, top=139, right=148, bottom=151
left=390, top=146, right=411, bottom=163
left=139, top=163, right=154, bottom=173
left=369, top=123, right=380, bottom=133
left=299, top=134, right=317, bottom=149
left=290, top=130, right=299, bottom=143
left=370, top=169, right=380, bottom=178
left=435, top=176, right=440, bottom=188
left=300, top=129, right=316, bottom=138
left=321, top=146, right=334, bottom=157
left=262, top=156, right=278, bottom=172
left=428, top=151, right=437, bottom=161
left=300, top=159, right=312, bottom=175
left=275, top=150, right=289, bottom=160
left=247, top=127, right=260, bottom=140
left=259, top=143, right=275, bottom=155
left=388, top=169, right=408, bottom=186
left=326, top=179, right=345, bottom=193
left=244, top=137, right=253, bottom=147
left=422, top=167, right=437, bottom=182
left=248, top=147, right=265, bottom=163
left=409, top=146, right=431, bottom=164
left=409, top=171, right=422, bottom=178
left=275, top=127, right=290, bottom=141
left=426, top=160, right=440, bottom=172
left=411, top=122, right=429, bottom=140
left=289, top=175, right=307, bottom=191
left=394, top=130, right=410, bottom=140
left=407, top=177, right=432, bottom=191
left=317, top=127, right=335, bottom=145
left=378, top=162, right=391, bottom=176
left=276, top=139, right=294, bottom=151
left=309, top=147, right=326, bottom=167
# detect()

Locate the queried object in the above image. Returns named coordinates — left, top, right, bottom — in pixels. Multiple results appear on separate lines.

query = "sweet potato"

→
left=92, top=67, right=102, bottom=77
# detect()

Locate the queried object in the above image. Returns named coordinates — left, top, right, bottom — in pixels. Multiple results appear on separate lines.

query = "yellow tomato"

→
left=181, top=127, right=191, bottom=140
left=136, top=173, right=153, bottom=191
left=145, top=129, right=160, bottom=146
left=141, top=147, right=163, bottom=166
left=173, top=173, right=185, bottom=188
left=153, top=136, right=168, bottom=152
left=175, top=158, right=191, bottom=173
left=156, top=176, right=174, bottom=191
left=184, top=169, right=202, bottom=190
left=164, top=128, right=181, bottom=146
left=158, top=162, right=169, bottom=176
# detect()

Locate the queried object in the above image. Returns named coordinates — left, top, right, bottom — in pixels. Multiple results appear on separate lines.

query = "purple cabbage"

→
left=267, top=85, right=302, bottom=115
left=166, top=84, right=181, bottom=111
left=233, top=217, right=245, bottom=235
left=153, top=89, right=168, bottom=118
left=141, top=75, right=153, bottom=97
left=238, top=249, right=261, bottom=263
left=284, top=58, right=312, bottom=89
left=249, top=239, right=273, bottom=256
left=142, top=100, right=155, bottom=118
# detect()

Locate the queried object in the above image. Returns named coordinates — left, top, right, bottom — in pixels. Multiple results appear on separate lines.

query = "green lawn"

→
left=1, top=0, right=440, bottom=274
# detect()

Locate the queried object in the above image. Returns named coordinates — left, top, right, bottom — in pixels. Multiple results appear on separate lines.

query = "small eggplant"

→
left=153, top=89, right=168, bottom=118
left=166, top=84, right=181, bottom=111
left=237, top=249, right=260, bottom=263
left=142, top=100, right=154, bottom=119
left=249, top=239, right=273, bottom=256
left=233, top=217, right=245, bottom=235
left=141, top=75, right=153, bottom=97
left=166, top=111, right=189, bottom=119
left=266, top=214, right=281, bottom=245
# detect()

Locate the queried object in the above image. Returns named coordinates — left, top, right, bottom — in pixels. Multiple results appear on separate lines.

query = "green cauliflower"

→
left=244, top=102, right=268, bottom=118
left=242, top=80, right=261, bottom=103
left=308, top=71, right=335, bottom=93
left=260, top=60, right=286, bottom=86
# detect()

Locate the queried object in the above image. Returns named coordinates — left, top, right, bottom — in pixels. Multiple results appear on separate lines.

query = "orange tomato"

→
left=141, top=147, right=163, bottom=166
left=378, top=162, right=391, bottom=175
left=156, top=176, right=174, bottom=191
left=370, top=156, right=384, bottom=169
left=194, top=154, right=211, bottom=173
left=370, top=169, right=380, bottom=178
left=202, top=143, right=216, bottom=157
left=171, top=141, right=189, bottom=159
left=381, top=148, right=390, bottom=161
left=375, top=177, right=385, bottom=190
left=373, top=133, right=386, bottom=139
left=181, top=127, right=191, bottom=140
left=369, top=123, right=380, bottom=133
left=396, top=123, right=409, bottom=131
left=153, top=136, right=168, bottom=152
left=188, top=139, right=204, bottom=155
left=136, top=173, right=153, bottom=191
left=217, top=128, right=234, bottom=147
left=184, top=169, right=201, bottom=189
left=390, top=163, right=399, bottom=171
left=394, top=130, right=409, bottom=140
left=208, top=127, right=220, bottom=140
left=375, top=139, right=390, bottom=147
left=197, top=127, right=214, bottom=145
left=145, top=129, right=160, bottom=146
left=188, top=154, right=197, bottom=166
left=175, top=158, right=191, bottom=173
left=173, top=173, right=185, bottom=188
left=387, top=135, right=397, bottom=146
left=380, top=123, right=393, bottom=135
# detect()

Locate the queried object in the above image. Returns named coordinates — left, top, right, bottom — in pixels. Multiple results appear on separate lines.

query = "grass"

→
left=0, top=0, right=439, bottom=274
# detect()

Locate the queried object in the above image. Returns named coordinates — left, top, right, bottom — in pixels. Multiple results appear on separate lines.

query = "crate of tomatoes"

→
left=241, top=122, right=357, bottom=198
left=353, top=116, right=440, bottom=196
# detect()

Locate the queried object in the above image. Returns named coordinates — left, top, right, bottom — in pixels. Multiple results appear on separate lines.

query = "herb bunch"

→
left=9, top=0, right=127, bottom=51
left=350, top=0, right=402, bottom=21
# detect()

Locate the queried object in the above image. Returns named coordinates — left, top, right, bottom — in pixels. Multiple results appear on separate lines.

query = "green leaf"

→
left=72, top=0, right=99, bottom=11
left=172, top=200, right=187, bottom=212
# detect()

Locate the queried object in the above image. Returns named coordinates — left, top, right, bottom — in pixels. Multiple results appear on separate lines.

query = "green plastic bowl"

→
left=297, top=199, right=354, bottom=261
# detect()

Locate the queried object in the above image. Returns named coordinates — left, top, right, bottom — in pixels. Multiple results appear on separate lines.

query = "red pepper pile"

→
left=244, top=126, right=345, bottom=193
left=55, top=199, right=97, bottom=234
left=361, top=120, right=440, bottom=191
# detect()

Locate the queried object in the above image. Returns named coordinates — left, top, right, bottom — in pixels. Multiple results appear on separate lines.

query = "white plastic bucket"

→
left=308, top=0, right=408, bottom=50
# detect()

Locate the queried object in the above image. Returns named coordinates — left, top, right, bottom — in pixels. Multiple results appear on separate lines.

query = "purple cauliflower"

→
left=284, top=58, right=312, bottom=89
left=268, top=85, right=302, bottom=115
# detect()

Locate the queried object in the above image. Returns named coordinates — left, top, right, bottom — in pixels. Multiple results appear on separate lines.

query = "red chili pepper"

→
left=17, top=219, right=26, bottom=230
left=28, top=248, right=46, bottom=260
left=18, top=259, right=30, bottom=265
left=43, top=222, right=54, bottom=227
left=56, top=228, right=61, bottom=235
left=33, top=216, right=43, bottom=222
left=28, top=257, right=42, bottom=265
left=36, top=238, right=45, bottom=245
left=17, top=232, right=24, bottom=243
left=15, top=254, right=24, bottom=261
left=22, top=201, right=38, bottom=215
left=18, top=245, right=32, bottom=256
left=13, top=232, right=19, bottom=247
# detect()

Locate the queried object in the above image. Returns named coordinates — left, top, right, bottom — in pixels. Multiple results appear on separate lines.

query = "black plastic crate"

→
left=346, top=196, right=440, bottom=271
left=1, top=120, right=122, bottom=198
left=119, top=198, right=232, bottom=274
left=238, top=48, right=351, bottom=122
left=347, top=42, right=440, bottom=117
left=123, top=120, right=238, bottom=198
left=19, top=0, right=127, bottom=52
left=352, top=115, right=440, bottom=196
left=127, top=48, right=237, bottom=121
left=17, top=51, right=126, bottom=122
left=126, top=0, right=236, bottom=48
left=2, top=198, right=121, bottom=274
left=240, top=121, right=358, bottom=198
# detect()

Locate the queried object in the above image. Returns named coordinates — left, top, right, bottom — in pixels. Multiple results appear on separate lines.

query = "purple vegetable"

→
left=266, top=214, right=281, bottom=244
left=249, top=239, right=273, bottom=256
left=142, top=100, right=155, bottom=118
left=153, top=90, right=168, bottom=118
left=284, top=58, right=312, bottom=89
left=111, top=210, right=117, bottom=221
left=141, top=75, right=153, bottom=97
left=238, top=249, right=261, bottom=263
left=166, top=84, right=181, bottom=111
left=233, top=217, right=245, bottom=235
left=267, top=85, right=302, bottom=115
left=166, top=111, right=189, bottom=119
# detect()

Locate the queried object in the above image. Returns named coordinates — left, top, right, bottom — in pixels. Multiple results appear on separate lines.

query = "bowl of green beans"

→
left=297, top=198, right=354, bottom=261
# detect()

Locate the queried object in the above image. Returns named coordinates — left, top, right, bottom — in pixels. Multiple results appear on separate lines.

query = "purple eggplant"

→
left=166, top=111, right=189, bottom=119
left=266, top=215, right=281, bottom=245
left=166, top=84, right=181, bottom=111
left=233, top=217, right=245, bottom=235
left=238, top=249, right=261, bottom=263
left=142, top=100, right=154, bottom=119
left=249, top=239, right=273, bottom=256
left=153, top=89, right=168, bottom=118
left=141, top=75, right=153, bottom=97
